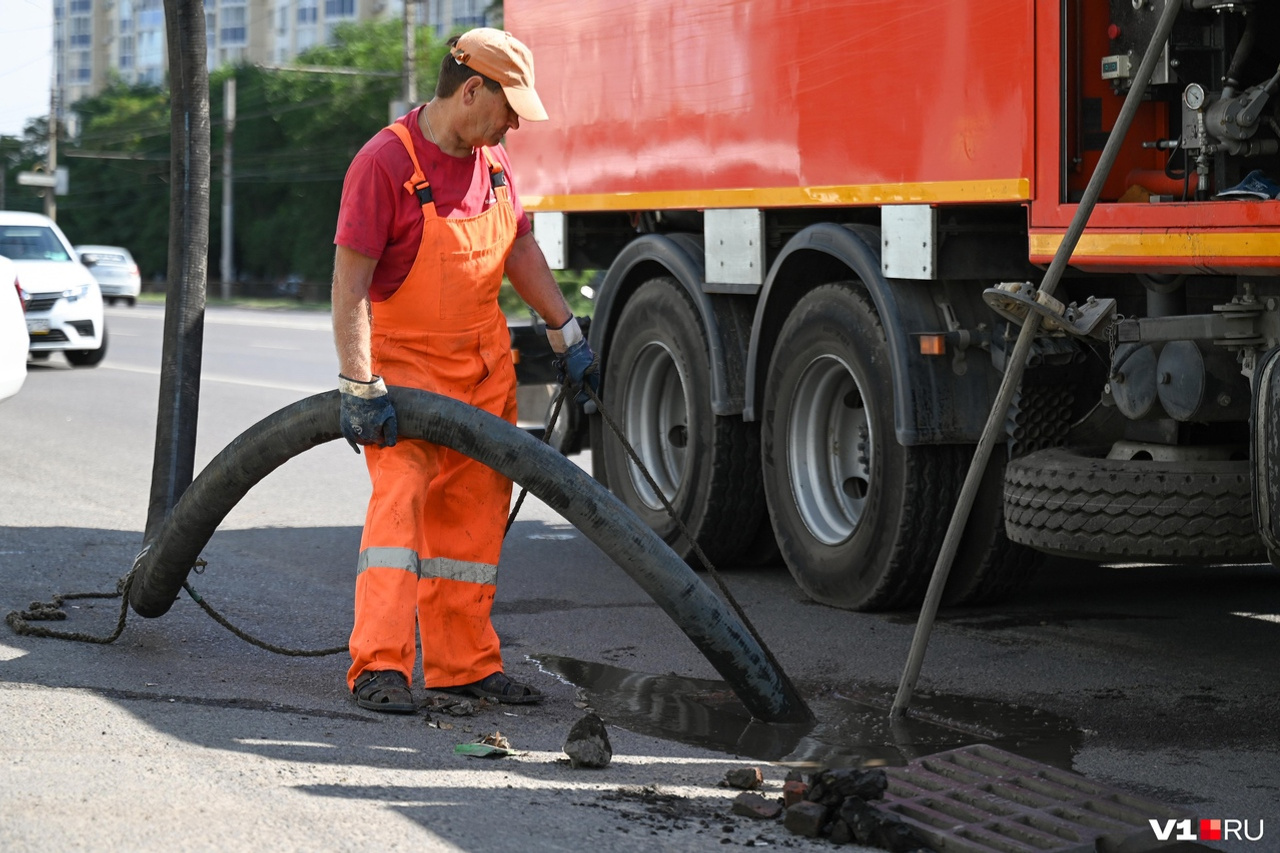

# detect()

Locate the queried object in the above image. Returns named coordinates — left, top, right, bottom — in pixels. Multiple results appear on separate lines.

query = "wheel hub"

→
left=786, top=354, right=871, bottom=545
left=624, top=341, right=688, bottom=510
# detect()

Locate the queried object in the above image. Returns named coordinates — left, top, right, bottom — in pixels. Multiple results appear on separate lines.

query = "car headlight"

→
left=61, top=284, right=91, bottom=303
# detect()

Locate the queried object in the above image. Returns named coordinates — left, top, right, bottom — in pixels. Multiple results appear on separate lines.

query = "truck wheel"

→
left=943, top=449, right=1044, bottom=606
left=761, top=283, right=958, bottom=610
left=601, top=277, right=766, bottom=566
left=1004, top=446, right=1265, bottom=562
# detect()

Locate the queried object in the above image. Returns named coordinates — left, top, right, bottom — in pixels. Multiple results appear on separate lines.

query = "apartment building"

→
left=53, top=0, right=492, bottom=128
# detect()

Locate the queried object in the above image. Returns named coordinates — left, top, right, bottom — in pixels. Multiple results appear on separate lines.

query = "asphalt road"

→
left=0, top=303, right=1276, bottom=852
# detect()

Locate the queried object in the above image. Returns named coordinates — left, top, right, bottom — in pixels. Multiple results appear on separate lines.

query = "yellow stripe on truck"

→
left=1030, top=231, right=1280, bottom=259
left=523, top=179, right=1031, bottom=212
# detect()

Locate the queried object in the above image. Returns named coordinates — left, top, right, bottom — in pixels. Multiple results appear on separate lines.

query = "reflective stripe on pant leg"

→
left=348, top=438, right=441, bottom=690
left=417, top=442, right=512, bottom=688
left=347, top=547, right=420, bottom=689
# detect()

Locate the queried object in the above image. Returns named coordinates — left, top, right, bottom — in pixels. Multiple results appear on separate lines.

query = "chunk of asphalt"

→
left=563, top=712, right=612, bottom=769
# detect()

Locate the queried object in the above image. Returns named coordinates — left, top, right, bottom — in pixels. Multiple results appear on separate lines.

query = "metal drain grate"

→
left=881, top=744, right=1189, bottom=853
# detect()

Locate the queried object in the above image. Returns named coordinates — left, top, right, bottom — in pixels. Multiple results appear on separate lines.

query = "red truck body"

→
left=510, top=0, right=1276, bottom=270
left=505, top=0, right=1280, bottom=610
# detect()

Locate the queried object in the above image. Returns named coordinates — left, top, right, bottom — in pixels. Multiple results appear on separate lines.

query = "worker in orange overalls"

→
left=331, top=28, right=598, bottom=713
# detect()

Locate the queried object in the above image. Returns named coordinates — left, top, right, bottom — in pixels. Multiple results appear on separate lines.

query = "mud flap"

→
left=1250, top=347, right=1280, bottom=560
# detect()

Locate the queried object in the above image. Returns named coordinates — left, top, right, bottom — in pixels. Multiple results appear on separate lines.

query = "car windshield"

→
left=0, top=226, right=71, bottom=262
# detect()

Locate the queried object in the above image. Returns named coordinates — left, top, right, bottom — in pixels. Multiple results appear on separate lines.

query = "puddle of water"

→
left=534, top=654, right=1081, bottom=772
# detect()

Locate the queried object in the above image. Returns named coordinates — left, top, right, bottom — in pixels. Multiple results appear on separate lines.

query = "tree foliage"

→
left=0, top=117, right=59, bottom=216
left=8, top=19, right=447, bottom=287
left=58, top=82, right=172, bottom=279
left=212, top=20, right=449, bottom=286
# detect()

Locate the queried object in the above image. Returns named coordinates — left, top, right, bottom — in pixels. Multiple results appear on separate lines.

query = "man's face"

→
left=469, top=83, right=520, bottom=148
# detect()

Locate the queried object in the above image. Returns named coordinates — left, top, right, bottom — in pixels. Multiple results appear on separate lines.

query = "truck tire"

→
left=761, top=283, right=959, bottom=610
left=1004, top=446, right=1265, bottom=562
left=600, top=277, right=766, bottom=567
left=943, top=449, right=1044, bottom=606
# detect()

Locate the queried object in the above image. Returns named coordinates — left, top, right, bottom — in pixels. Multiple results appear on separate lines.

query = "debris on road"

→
left=782, top=777, right=808, bottom=807
left=479, top=730, right=511, bottom=749
left=455, top=732, right=517, bottom=759
left=779, top=766, right=930, bottom=850
left=424, top=694, right=481, bottom=716
left=563, top=712, right=612, bottom=768
left=731, top=792, right=782, bottom=820
left=721, top=766, right=764, bottom=790
left=453, top=742, right=515, bottom=759
left=783, top=800, right=828, bottom=838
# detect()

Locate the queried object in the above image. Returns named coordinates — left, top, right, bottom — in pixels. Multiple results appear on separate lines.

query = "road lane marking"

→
left=1232, top=611, right=1280, bottom=624
left=110, top=306, right=332, bottom=332
left=103, top=363, right=327, bottom=394
left=0, top=643, right=29, bottom=661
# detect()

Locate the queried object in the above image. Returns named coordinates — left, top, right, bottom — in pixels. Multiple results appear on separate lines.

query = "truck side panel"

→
left=508, top=0, right=1036, bottom=209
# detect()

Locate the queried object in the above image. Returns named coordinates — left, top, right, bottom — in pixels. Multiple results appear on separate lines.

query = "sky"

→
left=0, top=0, right=54, bottom=137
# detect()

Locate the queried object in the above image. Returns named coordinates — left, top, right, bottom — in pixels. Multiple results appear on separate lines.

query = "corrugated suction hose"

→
left=127, top=387, right=812, bottom=724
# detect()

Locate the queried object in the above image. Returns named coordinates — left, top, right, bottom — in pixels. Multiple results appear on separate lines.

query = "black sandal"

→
left=437, top=672, right=543, bottom=705
left=353, top=669, right=416, bottom=713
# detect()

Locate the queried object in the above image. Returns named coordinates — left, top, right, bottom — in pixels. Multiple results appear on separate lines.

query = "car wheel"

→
left=761, top=283, right=959, bottom=611
left=65, top=327, right=108, bottom=368
left=125, top=296, right=137, bottom=307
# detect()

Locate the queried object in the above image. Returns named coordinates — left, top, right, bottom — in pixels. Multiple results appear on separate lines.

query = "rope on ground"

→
left=4, top=563, right=346, bottom=656
left=4, top=571, right=135, bottom=645
left=182, top=580, right=347, bottom=657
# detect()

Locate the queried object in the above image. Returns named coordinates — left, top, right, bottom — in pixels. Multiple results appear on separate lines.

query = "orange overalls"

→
left=346, top=122, right=518, bottom=691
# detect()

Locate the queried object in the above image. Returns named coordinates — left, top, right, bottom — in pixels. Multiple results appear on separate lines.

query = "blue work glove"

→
left=339, top=374, right=398, bottom=453
left=549, top=317, right=600, bottom=414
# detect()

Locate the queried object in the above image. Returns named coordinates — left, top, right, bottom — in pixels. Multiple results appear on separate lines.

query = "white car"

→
left=76, top=244, right=142, bottom=306
left=0, top=211, right=106, bottom=367
left=0, top=255, right=27, bottom=402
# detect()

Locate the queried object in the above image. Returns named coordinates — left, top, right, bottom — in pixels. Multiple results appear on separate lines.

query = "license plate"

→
left=27, top=318, right=50, bottom=335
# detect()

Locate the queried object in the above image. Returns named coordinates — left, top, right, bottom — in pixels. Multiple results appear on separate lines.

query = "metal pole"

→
left=890, top=0, right=1183, bottom=718
left=220, top=77, right=236, bottom=301
left=46, top=87, right=57, bottom=222
left=403, top=0, right=417, bottom=107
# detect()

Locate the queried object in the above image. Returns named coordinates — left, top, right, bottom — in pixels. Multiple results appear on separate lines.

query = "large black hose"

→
left=128, top=387, right=812, bottom=724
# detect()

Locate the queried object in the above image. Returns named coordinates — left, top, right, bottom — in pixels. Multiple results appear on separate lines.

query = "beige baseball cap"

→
left=450, top=28, right=549, bottom=122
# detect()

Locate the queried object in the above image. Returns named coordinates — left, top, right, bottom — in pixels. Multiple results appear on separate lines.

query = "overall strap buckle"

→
left=405, top=180, right=433, bottom=205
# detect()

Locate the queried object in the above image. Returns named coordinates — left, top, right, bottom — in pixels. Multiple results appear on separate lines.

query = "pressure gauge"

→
left=1184, top=83, right=1206, bottom=111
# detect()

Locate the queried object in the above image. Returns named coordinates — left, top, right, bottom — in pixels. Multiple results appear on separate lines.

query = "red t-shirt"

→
left=334, top=105, right=531, bottom=302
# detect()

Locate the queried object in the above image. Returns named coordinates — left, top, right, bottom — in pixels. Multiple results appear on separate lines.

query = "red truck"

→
left=505, top=0, right=1280, bottom=610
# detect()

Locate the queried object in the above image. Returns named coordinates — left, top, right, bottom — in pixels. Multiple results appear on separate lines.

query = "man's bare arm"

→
left=332, top=245, right=380, bottom=381
left=505, top=231, right=572, bottom=329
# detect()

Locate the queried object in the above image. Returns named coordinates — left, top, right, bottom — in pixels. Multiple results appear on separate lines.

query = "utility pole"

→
left=46, top=87, right=58, bottom=222
left=220, top=76, right=236, bottom=300
left=403, top=0, right=418, bottom=107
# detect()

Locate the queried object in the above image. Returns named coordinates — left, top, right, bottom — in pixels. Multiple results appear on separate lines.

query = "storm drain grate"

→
left=881, top=744, right=1188, bottom=853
